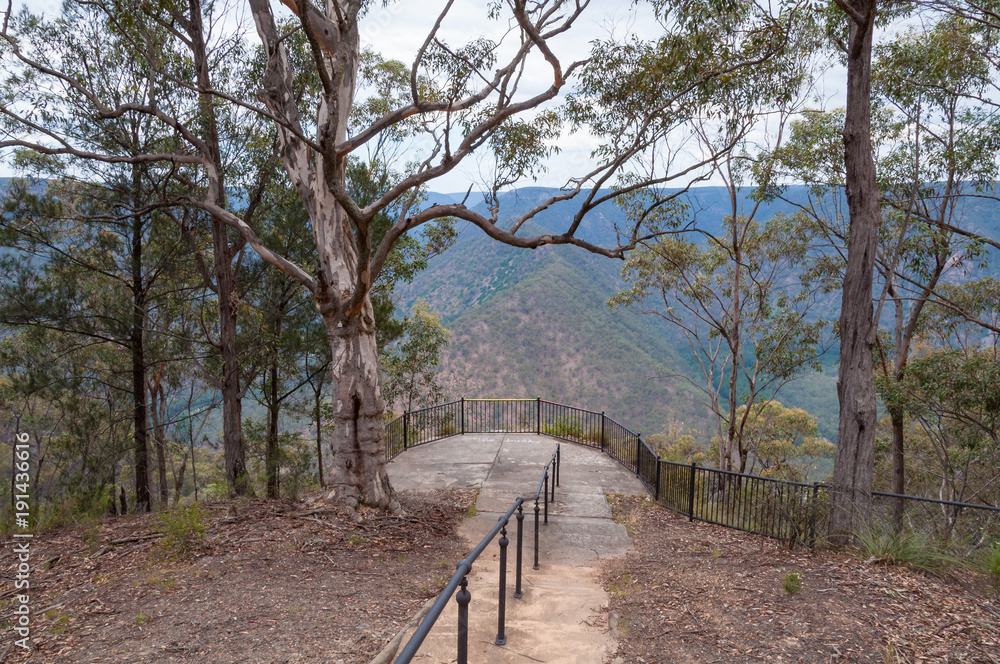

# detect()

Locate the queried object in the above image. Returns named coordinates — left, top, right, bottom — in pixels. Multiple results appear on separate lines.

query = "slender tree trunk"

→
left=187, top=0, right=248, bottom=496
left=829, top=0, right=879, bottom=542
left=131, top=210, right=151, bottom=513
left=890, top=408, right=905, bottom=527
left=148, top=380, right=170, bottom=507
left=725, top=215, right=742, bottom=481
left=190, top=428, right=199, bottom=503
left=213, top=218, right=249, bottom=495
left=173, top=449, right=189, bottom=506
left=266, top=358, right=280, bottom=499
left=889, top=283, right=905, bottom=530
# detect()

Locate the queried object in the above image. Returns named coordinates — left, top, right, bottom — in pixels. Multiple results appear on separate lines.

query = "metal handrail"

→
left=394, top=499, right=522, bottom=664
left=660, top=458, right=818, bottom=489
left=871, top=490, right=1000, bottom=511
left=393, top=443, right=561, bottom=664
left=465, top=398, right=536, bottom=401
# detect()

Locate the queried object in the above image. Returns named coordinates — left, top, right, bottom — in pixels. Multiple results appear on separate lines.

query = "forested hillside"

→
left=402, top=183, right=999, bottom=443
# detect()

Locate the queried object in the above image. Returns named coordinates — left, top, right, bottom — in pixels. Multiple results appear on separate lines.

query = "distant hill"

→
left=399, top=218, right=713, bottom=437
left=401, top=185, right=1000, bottom=443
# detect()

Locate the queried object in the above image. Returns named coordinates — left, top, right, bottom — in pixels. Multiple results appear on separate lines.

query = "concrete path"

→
left=388, top=434, right=646, bottom=663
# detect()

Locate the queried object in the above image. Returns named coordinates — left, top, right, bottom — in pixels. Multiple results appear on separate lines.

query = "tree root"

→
left=367, top=597, right=435, bottom=664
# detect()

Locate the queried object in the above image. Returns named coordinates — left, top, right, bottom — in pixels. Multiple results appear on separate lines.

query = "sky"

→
left=10, top=0, right=847, bottom=193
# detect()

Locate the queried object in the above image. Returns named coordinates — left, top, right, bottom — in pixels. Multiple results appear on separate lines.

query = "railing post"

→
left=495, top=522, right=509, bottom=645
left=688, top=462, right=697, bottom=522
left=600, top=412, right=605, bottom=451
left=461, top=397, right=465, bottom=435
left=655, top=458, right=662, bottom=502
left=556, top=445, right=561, bottom=488
left=533, top=498, right=540, bottom=570
left=635, top=434, right=642, bottom=473
left=403, top=411, right=409, bottom=450
left=514, top=504, right=524, bottom=598
left=456, top=576, right=470, bottom=664
left=536, top=397, right=541, bottom=434
left=544, top=472, right=549, bottom=525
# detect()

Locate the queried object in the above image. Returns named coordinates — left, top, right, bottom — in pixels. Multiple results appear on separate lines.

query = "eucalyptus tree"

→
left=380, top=300, right=450, bottom=415
left=871, top=15, right=998, bottom=512
left=611, top=9, right=825, bottom=482
left=0, top=326, right=132, bottom=514
left=0, top=165, right=194, bottom=512
left=878, top=280, right=1000, bottom=522
left=611, top=211, right=827, bottom=478
left=820, top=0, right=886, bottom=539
left=771, top=11, right=999, bottom=532
left=2, top=0, right=801, bottom=510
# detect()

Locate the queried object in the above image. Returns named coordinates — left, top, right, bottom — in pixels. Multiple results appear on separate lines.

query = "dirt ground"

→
left=0, top=489, right=476, bottom=663
left=602, top=495, right=1000, bottom=664
left=5, top=490, right=999, bottom=664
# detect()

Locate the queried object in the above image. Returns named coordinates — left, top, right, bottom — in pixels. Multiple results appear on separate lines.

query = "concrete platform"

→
left=387, top=434, right=647, bottom=663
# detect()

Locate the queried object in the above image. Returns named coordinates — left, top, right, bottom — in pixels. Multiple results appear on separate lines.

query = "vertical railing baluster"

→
left=556, top=445, right=561, bottom=487
left=457, top=576, right=470, bottom=664
left=688, top=462, right=697, bottom=521
left=533, top=498, right=540, bottom=570
left=809, top=482, right=819, bottom=550
left=600, top=412, right=605, bottom=451
left=514, top=505, right=524, bottom=598
left=495, top=522, right=508, bottom=645
left=544, top=472, right=550, bottom=525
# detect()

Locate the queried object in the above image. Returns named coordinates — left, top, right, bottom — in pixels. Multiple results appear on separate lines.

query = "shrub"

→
left=782, top=571, right=802, bottom=594
left=980, top=541, right=1000, bottom=590
left=543, top=418, right=583, bottom=440
left=854, top=525, right=956, bottom=577
left=158, top=504, right=206, bottom=556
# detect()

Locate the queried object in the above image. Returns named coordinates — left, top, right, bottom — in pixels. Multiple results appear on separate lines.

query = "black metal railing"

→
left=385, top=398, right=1000, bottom=553
left=394, top=444, right=560, bottom=664
left=464, top=398, right=537, bottom=433
left=871, top=490, right=1000, bottom=556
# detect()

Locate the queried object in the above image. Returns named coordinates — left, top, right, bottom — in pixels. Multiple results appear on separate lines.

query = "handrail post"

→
left=403, top=411, right=409, bottom=450
left=635, top=434, right=642, bottom=474
left=457, top=576, right=470, bottom=664
left=461, top=397, right=465, bottom=435
left=688, top=462, right=697, bottom=522
left=655, top=458, right=662, bottom=502
left=495, top=522, right=509, bottom=645
left=544, top=472, right=550, bottom=525
left=556, top=445, right=560, bottom=488
left=514, top=505, right=524, bottom=599
left=536, top=397, right=541, bottom=434
left=533, top=498, right=540, bottom=570
left=600, top=412, right=605, bottom=451
left=550, top=458, right=556, bottom=503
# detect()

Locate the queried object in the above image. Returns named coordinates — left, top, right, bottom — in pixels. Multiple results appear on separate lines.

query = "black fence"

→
left=385, top=398, right=1000, bottom=552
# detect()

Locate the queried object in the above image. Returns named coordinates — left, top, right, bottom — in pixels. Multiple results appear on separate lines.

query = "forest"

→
left=0, top=0, right=998, bottom=544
